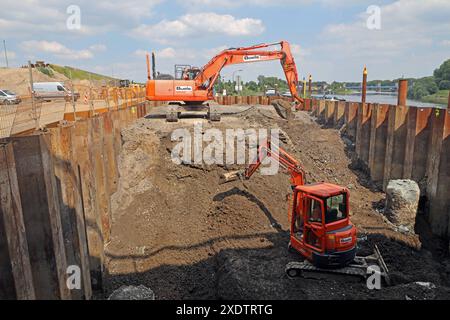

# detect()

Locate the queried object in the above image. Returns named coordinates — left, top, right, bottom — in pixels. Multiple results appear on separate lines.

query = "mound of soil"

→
left=0, top=68, right=68, bottom=95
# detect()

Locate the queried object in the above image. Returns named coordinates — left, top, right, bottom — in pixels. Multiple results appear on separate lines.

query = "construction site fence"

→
left=0, top=85, right=146, bottom=138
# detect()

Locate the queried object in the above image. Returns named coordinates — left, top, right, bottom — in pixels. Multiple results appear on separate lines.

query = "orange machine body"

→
left=289, top=183, right=357, bottom=268
left=243, top=140, right=357, bottom=268
left=146, top=41, right=304, bottom=106
left=146, top=80, right=209, bottom=102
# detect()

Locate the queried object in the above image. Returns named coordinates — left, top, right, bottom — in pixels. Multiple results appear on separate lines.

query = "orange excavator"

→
left=146, top=41, right=304, bottom=121
left=221, top=139, right=390, bottom=281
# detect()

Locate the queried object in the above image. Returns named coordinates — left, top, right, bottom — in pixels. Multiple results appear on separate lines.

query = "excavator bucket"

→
left=219, top=170, right=244, bottom=184
left=272, top=99, right=293, bottom=120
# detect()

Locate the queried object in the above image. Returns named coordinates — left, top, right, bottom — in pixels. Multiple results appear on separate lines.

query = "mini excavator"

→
left=146, top=41, right=303, bottom=122
left=220, top=139, right=390, bottom=282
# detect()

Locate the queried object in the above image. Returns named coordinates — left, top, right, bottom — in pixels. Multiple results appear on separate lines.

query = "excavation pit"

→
left=99, top=105, right=449, bottom=299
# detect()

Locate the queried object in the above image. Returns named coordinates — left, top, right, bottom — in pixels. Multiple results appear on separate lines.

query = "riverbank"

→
left=421, top=90, right=449, bottom=105
left=331, top=93, right=447, bottom=109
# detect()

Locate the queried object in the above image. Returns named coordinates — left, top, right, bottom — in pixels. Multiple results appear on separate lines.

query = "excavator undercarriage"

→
left=165, top=102, right=221, bottom=122
left=286, top=244, right=390, bottom=284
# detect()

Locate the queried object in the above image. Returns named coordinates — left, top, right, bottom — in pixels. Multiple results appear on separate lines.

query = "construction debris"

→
left=108, top=285, right=155, bottom=300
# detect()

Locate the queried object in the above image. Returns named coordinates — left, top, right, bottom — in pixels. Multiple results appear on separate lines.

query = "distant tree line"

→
left=214, top=75, right=290, bottom=95
left=406, top=59, right=450, bottom=100
left=213, top=58, right=450, bottom=99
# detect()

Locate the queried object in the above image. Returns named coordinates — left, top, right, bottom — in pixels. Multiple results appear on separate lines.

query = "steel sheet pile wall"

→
left=0, top=104, right=148, bottom=300
left=304, top=99, right=449, bottom=239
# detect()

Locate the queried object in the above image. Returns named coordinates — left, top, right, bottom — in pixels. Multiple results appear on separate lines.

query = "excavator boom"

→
left=220, top=139, right=305, bottom=187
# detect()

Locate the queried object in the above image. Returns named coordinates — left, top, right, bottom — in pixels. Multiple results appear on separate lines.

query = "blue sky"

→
left=1, top=0, right=450, bottom=83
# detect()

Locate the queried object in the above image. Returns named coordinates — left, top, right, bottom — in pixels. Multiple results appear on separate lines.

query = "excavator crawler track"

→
left=207, top=105, right=221, bottom=122
left=286, top=261, right=367, bottom=280
left=286, top=245, right=390, bottom=284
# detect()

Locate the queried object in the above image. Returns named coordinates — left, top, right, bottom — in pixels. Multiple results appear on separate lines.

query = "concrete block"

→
left=385, top=179, right=420, bottom=232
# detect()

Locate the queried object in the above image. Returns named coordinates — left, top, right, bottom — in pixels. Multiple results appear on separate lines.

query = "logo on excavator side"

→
left=176, top=86, right=193, bottom=92
left=244, top=55, right=261, bottom=62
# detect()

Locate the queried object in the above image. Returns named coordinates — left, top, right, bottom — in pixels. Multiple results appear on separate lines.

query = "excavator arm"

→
left=221, top=139, right=305, bottom=187
left=195, top=41, right=304, bottom=106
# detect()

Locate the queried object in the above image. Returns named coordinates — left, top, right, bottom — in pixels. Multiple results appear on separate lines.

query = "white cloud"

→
left=89, top=44, right=107, bottom=52
left=21, top=41, right=94, bottom=60
left=94, top=0, right=164, bottom=19
left=4, top=51, right=17, bottom=60
left=157, top=48, right=177, bottom=59
left=201, top=45, right=229, bottom=59
left=134, top=47, right=194, bottom=60
left=1, top=0, right=163, bottom=38
left=320, top=0, right=450, bottom=56
left=290, top=44, right=311, bottom=58
left=154, top=46, right=231, bottom=60
left=179, top=0, right=307, bottom=8
left=129, top=45, right=234, bottom=79
left=133, top=49, right=149, bottom=57
left=132, top=12, right=265, bottom=44
left=305, top=0, right=450, bottom=80
left=179, top=0, right=375, bottom=9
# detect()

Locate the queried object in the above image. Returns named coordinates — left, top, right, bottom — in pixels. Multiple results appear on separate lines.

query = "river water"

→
left=316, top=93, right=447, bottom=109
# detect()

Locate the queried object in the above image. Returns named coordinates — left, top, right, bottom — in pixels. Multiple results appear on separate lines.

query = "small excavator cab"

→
left=289, top=183, right=357, bottom=268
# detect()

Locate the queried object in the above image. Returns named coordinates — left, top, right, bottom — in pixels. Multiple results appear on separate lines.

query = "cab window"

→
left=57, top=85, right=65, bottom=92
left=307, top=198, right=322, bottom=224
left=325, top=194, right=347, bottom=223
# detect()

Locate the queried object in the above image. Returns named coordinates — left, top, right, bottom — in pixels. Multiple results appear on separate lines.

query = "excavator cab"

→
left=175, top=65, right=201, bottom=80
left=289, top=183, right=357, bottom=268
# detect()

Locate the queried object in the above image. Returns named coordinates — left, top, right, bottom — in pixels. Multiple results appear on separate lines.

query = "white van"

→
left=33, top=82, right=79, bottom=101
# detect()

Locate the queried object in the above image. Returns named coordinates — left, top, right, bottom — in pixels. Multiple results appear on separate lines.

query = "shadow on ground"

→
left=102, top=232, right=450, bottom=300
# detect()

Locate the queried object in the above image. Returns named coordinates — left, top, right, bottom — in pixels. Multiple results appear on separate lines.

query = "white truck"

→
left=33, top=82, right=79, bottom=102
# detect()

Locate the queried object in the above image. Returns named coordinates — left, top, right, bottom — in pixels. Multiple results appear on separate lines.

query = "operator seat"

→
left=327, top=208, right=339, bottom=223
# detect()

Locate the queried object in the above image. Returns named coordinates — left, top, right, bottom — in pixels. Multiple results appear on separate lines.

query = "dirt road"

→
left=102, top=105, right=450, bottom=300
